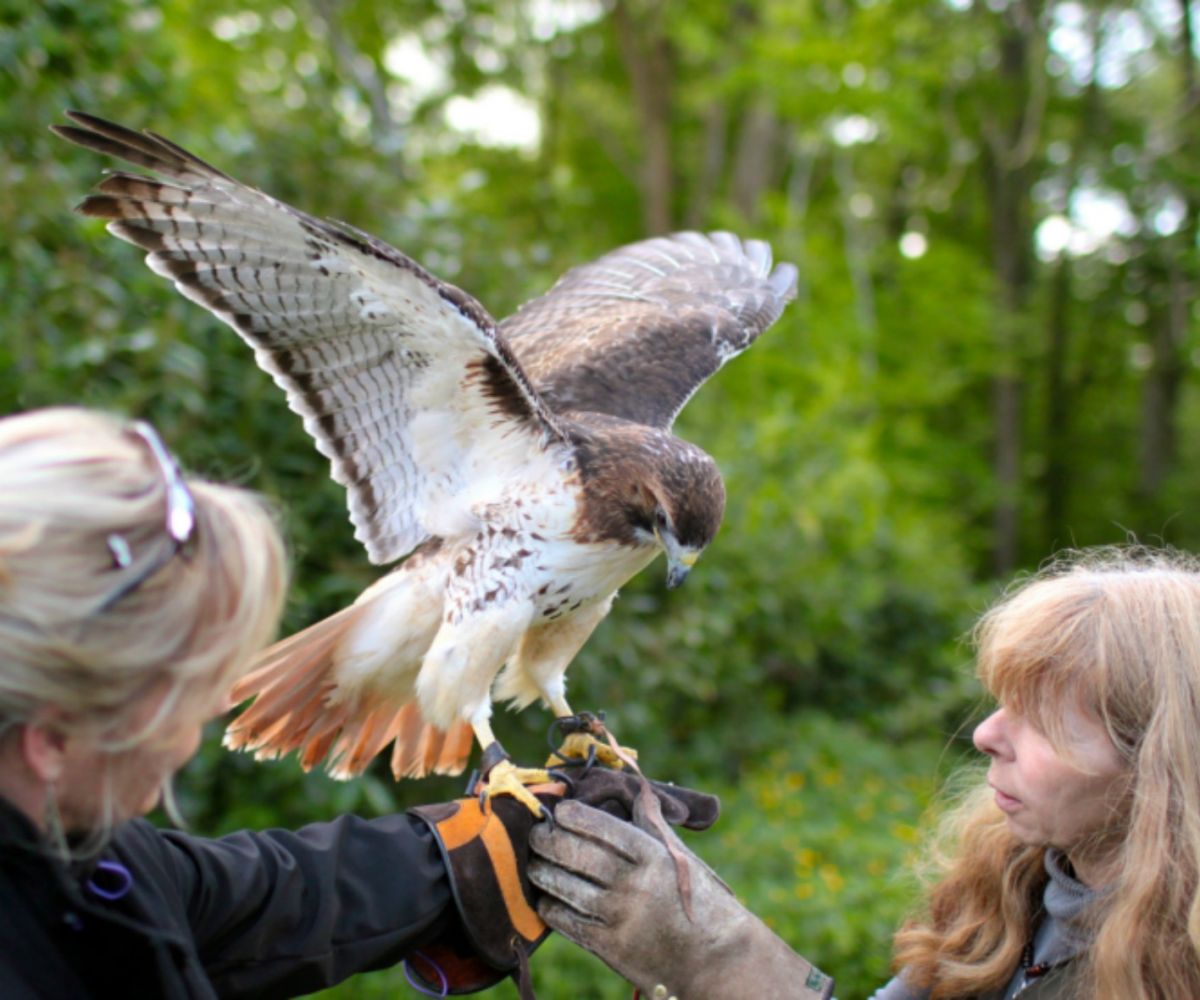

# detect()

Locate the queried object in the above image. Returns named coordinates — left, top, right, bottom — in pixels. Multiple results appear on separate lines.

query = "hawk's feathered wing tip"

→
left=498, top=227, right=800, bottom=429
left=53, top=110, right=234, bottom=185
left=770, top=261, right=800, bottom=302
left=707, top=231, right=797, bottom=298
left=56, top=109, right=572, bottom=565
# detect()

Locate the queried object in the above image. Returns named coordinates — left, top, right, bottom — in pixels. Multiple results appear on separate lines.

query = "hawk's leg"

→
left=472, top=720, right=556, bottom=819
left=545, top=709, right=639, bottom=771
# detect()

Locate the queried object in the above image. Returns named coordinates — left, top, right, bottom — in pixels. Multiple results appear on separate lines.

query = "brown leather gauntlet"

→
left=407, top=768, right=720, bottom=996
left=408, top=790, right=552, bottom=995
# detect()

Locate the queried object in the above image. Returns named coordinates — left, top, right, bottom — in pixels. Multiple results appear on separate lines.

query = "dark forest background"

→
left=2, top=1, right=1196, bottom=994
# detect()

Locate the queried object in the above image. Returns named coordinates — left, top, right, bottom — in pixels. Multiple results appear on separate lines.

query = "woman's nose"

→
left=973, top=707, right=1009, bottom=758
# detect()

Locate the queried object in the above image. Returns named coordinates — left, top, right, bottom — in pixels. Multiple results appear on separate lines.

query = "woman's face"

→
left=974, top=701, right=1129, bottom=884
left=55, top=687, right=212, bottom=830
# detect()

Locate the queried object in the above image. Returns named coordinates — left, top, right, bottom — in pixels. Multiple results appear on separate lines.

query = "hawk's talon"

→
left=580, top=742, right=598, bottom=777
left=545, top=740, right=599, bottom=772
left=546, top=767, right=576, bottom=793
left=580, top=742, right=598, bottom=773
left=478, top=759, right=555, bottom=819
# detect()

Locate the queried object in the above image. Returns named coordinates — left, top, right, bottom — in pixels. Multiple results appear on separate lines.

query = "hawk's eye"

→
left=654, top=508, right=669, bottom=530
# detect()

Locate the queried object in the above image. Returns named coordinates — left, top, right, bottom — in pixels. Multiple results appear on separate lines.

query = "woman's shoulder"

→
left=107, top=818, right=200, bottom=899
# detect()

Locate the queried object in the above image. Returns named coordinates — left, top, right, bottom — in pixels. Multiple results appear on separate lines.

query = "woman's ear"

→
left=20, top=713, right=70, bottom=784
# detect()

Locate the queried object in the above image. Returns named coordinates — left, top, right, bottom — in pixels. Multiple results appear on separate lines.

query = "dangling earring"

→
left=159, top=776, right=186, bottom=829
left=43, top=781, right=69, bottom=861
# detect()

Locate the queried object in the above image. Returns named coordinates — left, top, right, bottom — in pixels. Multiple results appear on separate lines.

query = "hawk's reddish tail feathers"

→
left=223, top=608, right=474, bottom=780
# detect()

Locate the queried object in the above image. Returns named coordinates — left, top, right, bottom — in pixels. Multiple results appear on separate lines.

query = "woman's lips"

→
left=991, top=784, right=1022, bottom=813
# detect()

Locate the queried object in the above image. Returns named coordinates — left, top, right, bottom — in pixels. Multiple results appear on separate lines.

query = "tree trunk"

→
left=1043, top=256, right=1071, bottom=547
left=782, top=136, right=818, bottom=308
left=1137, top=0, right=1198, bottom=497
left=309, top=0, right=404, bottom=157
left=985, top=161, right=1031, bottom=577
left=685, top=100, right=728, bottom=228
left=730, top=98, right=780, bottom=223
left=980, top=0, right=1043, bottom=575
left=612, top=0, right=674, bottom=235
left=1042, top=5, right=1102, bottom=551
left=833, top=147, right=877, bottom=374
left=1138, top=266, right=1188, bottom=495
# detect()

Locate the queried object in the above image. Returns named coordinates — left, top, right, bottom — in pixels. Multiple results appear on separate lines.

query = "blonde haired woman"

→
left=0, top=407, right=510, bottom=998
left=529, top=547, right=1200, bottom=999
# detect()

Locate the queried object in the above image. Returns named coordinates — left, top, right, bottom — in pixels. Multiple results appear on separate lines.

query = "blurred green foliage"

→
left=1, top=0, right=1196, bottom=996
left=702, top=715, right=962, bottom=1000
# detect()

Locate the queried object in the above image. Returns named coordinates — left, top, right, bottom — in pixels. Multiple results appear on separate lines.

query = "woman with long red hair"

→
left=531, top=547, right=1200, bottom=999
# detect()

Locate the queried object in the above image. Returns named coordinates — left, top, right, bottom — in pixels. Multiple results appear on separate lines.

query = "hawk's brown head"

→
left=635, top=439, right=725, bottom=588
left=571, top=415, right=726, bottom=588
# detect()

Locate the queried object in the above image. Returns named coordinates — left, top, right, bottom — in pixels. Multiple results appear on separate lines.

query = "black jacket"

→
left=0, top=796, right=454, bottom=998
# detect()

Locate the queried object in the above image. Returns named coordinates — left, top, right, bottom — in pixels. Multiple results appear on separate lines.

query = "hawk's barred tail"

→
left=224, top=603, right=474, bottom=780
left=390, top=703, right=476, bottom=779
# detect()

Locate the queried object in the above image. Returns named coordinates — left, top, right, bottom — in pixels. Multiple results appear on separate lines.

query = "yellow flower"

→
left=818, top=768, right=843, bottom=788
left=819, top=864, right=845, bottom=893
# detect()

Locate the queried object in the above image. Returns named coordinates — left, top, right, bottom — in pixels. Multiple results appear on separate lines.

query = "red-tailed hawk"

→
left=55, top=112, right=797, bottom=813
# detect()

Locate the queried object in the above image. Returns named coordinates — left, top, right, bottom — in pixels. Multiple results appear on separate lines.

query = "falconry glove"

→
left=566, top=766, right=720, bottom=830
left=528, top=797, right=834, bottom=1000
left=407, top=767, right=720, bottom=996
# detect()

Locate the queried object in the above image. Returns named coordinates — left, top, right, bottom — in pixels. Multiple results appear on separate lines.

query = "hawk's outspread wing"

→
left=57, top=112, right=799, bottom=799
left=501, top=231, right=798, bottom=428
left=53, top=111, right=565, bottom=566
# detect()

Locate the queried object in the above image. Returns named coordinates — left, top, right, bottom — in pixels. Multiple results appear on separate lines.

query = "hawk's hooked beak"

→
left=654, top=523, right=700, bottom=589
left=665, top=549, right=698, bottom=589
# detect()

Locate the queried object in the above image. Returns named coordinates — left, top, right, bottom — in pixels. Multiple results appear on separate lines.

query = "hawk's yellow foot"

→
left=545, top=712, right=639, bottom=771
left=480, top=759, right=556, bottom=818
left=548, top=731, right=639, bottom=770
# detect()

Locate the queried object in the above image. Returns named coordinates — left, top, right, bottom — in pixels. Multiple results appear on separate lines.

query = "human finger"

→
left=548, top=799, right=658, bottom=863
left=535, top=893, right=613, bottom=946
left=528, top=858, right=614, bottom=919
left=529, top=826, right=628, bottom=886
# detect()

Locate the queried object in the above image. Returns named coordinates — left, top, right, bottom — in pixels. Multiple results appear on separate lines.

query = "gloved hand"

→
left=406, top=766, right=720, bottom=996
left=408, top=786, right=554, bottom=996
left=528, top=795, right=834, bottom=1000
left=565, top=766, right=719, bottom=830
